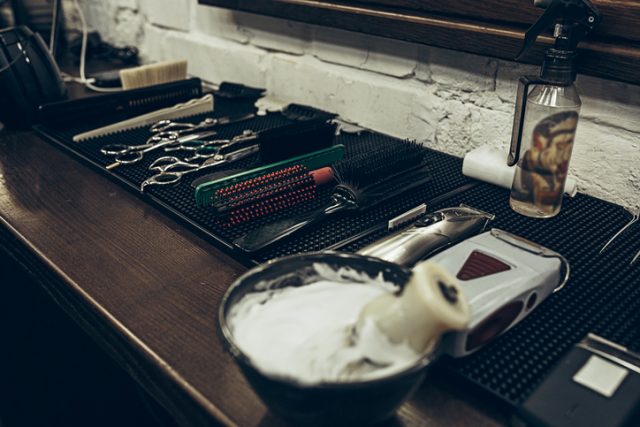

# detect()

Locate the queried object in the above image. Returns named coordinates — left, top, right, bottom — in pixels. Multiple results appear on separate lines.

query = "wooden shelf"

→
left=199, top=0, right=640, bottom=84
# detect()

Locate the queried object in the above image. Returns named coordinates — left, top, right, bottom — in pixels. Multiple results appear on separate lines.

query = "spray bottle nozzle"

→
left=516, top=0, right=601, bottom=61
left=508, top=0, right=598, bottom=169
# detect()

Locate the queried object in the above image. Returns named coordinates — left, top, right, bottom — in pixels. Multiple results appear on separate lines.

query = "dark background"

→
left=0, top=251, right=177, bottom=427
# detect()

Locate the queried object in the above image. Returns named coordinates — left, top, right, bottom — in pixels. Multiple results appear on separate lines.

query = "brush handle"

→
left=234, top=199, right=347, bottom=252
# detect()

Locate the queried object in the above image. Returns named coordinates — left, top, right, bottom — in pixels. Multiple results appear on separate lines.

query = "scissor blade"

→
left=220, top=144, right=260, bottom=162
left=216, top=112, right=256, bottom=126
left=200, top=144, right=259, bottom=168
left=177, top=131, right=217, bottom=143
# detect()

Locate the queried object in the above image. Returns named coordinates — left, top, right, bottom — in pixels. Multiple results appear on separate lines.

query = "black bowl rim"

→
left=218, top=251, right=434, bottom=390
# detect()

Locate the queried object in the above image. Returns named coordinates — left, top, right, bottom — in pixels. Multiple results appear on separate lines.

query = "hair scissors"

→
left=149, top=112, right=256, bottom=134
left=103, top=131, right=218, bottom=170
left=148, top=156, right=200, bottom=173
left=140, top=144, right=260, bottom=191
left=147, top=143, right=228, bottom=173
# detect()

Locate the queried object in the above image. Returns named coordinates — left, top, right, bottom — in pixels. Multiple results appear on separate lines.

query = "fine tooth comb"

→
left=233, top=140, right=432, bottom=253
left=214, top=165, right=334, bottom=227
left=73, top=94, right=214, bottom=142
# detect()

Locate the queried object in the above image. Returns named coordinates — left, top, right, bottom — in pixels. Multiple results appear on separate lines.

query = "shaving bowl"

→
left=218, top=252, right=434, bottom=426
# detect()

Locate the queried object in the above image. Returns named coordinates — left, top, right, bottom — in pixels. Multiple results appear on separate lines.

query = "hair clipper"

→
left=432, top=229, right=570, bottom=358
left=356, top=205, right=495, bottom=267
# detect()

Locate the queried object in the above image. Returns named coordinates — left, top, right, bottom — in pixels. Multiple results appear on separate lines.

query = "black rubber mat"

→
left=34, top=92, right=640, bottom=408
left=421, top=184, right=639, bottom=404
left=34, top=94, right=473, bottom=265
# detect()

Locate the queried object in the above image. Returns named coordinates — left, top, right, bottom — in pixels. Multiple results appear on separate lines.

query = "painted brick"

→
left=139, top=23, right=169, bottom=62
left=414, top=47, right=433, bottom=82
left=267, top=54, right=432, bottom=139
left=159, top=32, right=269, bottom=88
left=311, top=26, right=417, bottom=78
left=310, top=27, right=369, bottom=68
left=571, top=120, right=640, bottom=207
left=494, top=60, right=537, bottom=103
left=140, top=0, right=190, bottom=32
left=239, top=14, right=311, bottom=55
left=191, top=5, right=251, bottom=44
left=65, top=0, right=143, bottom=47
left=429, top=47, right=498, bottom=92
left=578, top=75, right=640, bottom=134
left=70, top=0, right=640, bottom=206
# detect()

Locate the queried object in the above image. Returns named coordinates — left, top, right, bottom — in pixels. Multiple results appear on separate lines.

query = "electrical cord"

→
left=49, top=0, right=60, bottom=55
left=69, top=0, right=123, bottom=93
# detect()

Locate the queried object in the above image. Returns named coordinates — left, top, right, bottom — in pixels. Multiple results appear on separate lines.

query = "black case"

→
left=0, top=26, right=67, bottom=128
left=515, top=335, right=640, bottom=427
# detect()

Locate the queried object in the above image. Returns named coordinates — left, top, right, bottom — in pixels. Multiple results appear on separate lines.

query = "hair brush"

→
left=214, top=165, right=334, bottom=227
left=194, top=144, right=344, bottom=206
left=233, top=141, right=432, bottom=252
left=192, top=118, right=337, bottom=203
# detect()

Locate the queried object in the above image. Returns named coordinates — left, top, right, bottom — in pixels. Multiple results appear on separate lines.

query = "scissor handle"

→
left=185, top=144, right=221, bottom=161
left=163, top=161, right=200, bottom=173
left=149, top=131, right=180, bottom=142
left=101, top=144, right=132, bottom=156
left=149, top=156, right=182, bottom=171
left=164, top=139, right=207, bottom=152
left=140, top=172, right=182, bottom=191
left=150, top=119, right=197, bottom=133
left=149, top=156, right=199, bottom=173
left=114, top=151, right=144, bottom=165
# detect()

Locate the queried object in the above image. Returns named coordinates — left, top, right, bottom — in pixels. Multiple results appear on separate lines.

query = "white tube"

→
left=463, top=145, right=578, bottom=197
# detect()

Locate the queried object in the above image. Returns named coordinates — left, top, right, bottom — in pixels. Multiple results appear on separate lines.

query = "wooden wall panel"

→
left=349, top=0, right=640, bottom=41
left=199, top=0, right=640, bottom=84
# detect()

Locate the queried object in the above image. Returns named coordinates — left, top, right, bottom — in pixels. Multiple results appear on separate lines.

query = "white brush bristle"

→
left=119, top=60, right=188, bottom=90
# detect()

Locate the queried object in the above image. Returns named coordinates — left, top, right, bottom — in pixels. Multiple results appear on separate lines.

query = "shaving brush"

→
left=354, top=261, right=470, bottom=365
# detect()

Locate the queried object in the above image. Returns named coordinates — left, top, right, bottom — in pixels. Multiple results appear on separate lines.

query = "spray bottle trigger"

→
left=516, top=0, right=564, bottom=60
left=508, top=75, right=545, bottom=167
left=516, top=0, right=601, bottom=61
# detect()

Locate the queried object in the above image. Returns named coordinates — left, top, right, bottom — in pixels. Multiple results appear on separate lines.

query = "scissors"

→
left=148, top=142, right=227, bottom=173
left=148, top=156, right=200, bottom=173
left=140, top=144, right=260, bottom=191
left=102, top=131, right=218, bottom=170
left=149, top=112, right=256, bottom=134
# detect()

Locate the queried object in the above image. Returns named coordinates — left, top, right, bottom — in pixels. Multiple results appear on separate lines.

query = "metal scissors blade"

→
left=150, top=112, right=256, bottom=134
left=163, top=131, right=218, bottom=152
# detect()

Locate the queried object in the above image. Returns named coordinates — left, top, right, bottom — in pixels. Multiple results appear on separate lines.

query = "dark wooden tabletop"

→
left=0, top=126, right=508, bottom=427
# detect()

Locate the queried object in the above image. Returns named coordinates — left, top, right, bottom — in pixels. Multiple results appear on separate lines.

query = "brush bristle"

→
left=331, top=140, right=426, bottom=188
left=330, top=140, right=430, bottom=208
left=214, top=165, right=318, bottom=227
left=120, top=60, right=188, bottom=90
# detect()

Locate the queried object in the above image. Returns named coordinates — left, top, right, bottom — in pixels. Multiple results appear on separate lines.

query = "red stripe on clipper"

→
left=457, top=250, right=511, bottom=281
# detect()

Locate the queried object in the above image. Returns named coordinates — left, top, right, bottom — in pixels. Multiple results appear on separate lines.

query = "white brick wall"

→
left=65, top=0, right=640, bottom=207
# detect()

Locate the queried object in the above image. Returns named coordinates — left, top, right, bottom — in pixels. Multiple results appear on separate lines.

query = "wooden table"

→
left=0, top=127, right=508, bottom=426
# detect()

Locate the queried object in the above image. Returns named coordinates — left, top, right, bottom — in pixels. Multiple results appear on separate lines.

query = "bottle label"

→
left=511, top=111, right=578, bottom=217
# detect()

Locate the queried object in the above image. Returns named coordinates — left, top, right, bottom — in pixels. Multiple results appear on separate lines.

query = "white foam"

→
left=228, top=277, right=422, bottom=385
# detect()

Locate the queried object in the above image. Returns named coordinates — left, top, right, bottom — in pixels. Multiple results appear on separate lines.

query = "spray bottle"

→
left=507, top=0, right=601, bottom=218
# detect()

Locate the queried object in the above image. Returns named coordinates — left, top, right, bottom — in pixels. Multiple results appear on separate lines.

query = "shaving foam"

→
left=227, top=266, right=423, bottom=385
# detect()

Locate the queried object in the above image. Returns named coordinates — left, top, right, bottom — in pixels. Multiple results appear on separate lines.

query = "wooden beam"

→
left=199, top=0, right=640, bottom=84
